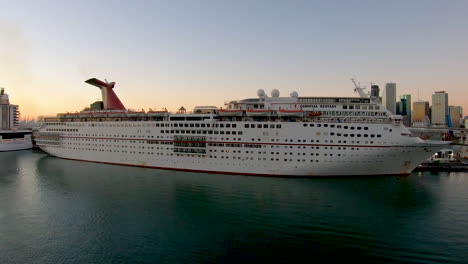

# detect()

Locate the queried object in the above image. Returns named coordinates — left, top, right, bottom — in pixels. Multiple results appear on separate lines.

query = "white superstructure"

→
left=0, top=88, right=32, bottom=151
left=34, top=79, right=447, bottom=176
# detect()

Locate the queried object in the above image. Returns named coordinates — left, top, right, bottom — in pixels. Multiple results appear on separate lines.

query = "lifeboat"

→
left=126, top=111, right=146, bottom=117
left=308, top=112, right=323, bottom=117
left=107, top=111, right=128, bottom=117
left=218, top=109, right=244, bottom=117
left=246, top=109, right=272, bottom=117
left=77, top=111, right=92, bottom=118
left=277, top=109, right=303, bottom=117
left=91, top=111, right=109, bottom=118
left=147, top=110, right=169, bottom=117
left=61, top=113, right=78, bottom=119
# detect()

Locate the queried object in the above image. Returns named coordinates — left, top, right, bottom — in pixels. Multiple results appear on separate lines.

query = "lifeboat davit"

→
left=246, top=109, right=272, bottom=117
left=218, top=109, right=244, bottom=117
left=277, top=109, right=304, bottom=117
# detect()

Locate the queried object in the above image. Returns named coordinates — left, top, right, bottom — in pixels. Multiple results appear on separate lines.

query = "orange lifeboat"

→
left=308, top=112, right=323, bottom=117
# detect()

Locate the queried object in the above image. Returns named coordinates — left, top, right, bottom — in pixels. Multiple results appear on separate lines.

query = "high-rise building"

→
left=399, top=94, right=411, bottom=123
left=383, top=83, right=396, bottom=114
left=431, top=91, right=449, bottom=126
left=449, top=106, right=463, bottom=128
left=396, top=101, right=403, bottom=115
left=413, top=101, right=430, bottom=126
left=0, top=88, right=19, bottom=129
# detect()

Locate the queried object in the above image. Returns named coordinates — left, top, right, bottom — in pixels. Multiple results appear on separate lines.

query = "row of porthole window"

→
left=303, top=123, right=369, bottom=130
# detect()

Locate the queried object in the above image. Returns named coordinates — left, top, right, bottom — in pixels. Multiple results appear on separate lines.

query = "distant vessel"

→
left=415, top=148, right=468, bottom=171
left=35, top=78, right=447, bottom=176
left=0, top=88, right=32, bottom=151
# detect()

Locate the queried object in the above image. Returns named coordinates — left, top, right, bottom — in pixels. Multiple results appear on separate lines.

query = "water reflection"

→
left=0, top=151, right=466, bottom=263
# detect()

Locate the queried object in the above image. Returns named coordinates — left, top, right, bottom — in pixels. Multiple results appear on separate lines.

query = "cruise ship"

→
left=34, top=78, right=447, bottom=176
left=0, top=88, right=32, bottom=151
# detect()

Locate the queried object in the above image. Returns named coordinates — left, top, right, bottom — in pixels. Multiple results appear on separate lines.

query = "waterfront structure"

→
left=449, top=106, right=463, bottom=128
left=431, top=91, right=449, bottom=127
left=0, top=88, right=33, bottom=151
left=34, top=78, right=447, bottom=177
left=382, top=83, right=397, bottom=114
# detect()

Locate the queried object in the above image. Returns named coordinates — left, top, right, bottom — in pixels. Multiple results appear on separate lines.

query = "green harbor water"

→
left=1, top=150, right=468, bottom=263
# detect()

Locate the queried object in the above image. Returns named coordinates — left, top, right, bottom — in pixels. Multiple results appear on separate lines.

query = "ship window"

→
left=190, top=124, right=194, bottom=127
left=377, top=134, right=382, bottom=138
left=337, top=125, right=342, bottom=128
left=370, top=134, right=375, bottom=137
left=238, top=131, right=243, bottom=135
left=226, top=124, right=231, bottom=128
left=324, top=124, right=328, bottom=127
left=220, top=124, right=224, bottom=128
left=350, top=127, right=355, bottom=130
left=303, top=124, right=307, bottom=127
left=263, top=124, right=268, bottom=128
left=201, top=124, right=206, bottom=127
left=276, top=125, right=282, bottom=128
left=257, top=124, right=262, bottom=128
left=317, top=124, right=321, bottom=127
left=357, top=127, right=362, bottom=130
left=343, top=105, right=348, bottom=109
left=309, top=124, right=314, bottom=127
left=245, top=124, right=249, bottom=128
left=364, top=127, right=369, bottom=130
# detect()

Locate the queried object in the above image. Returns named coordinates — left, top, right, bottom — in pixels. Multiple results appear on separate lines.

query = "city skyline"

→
left=1, top=0, right=468, bottom=119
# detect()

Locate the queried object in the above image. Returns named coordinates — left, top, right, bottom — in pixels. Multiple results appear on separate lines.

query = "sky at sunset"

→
left=1, top=0, right=467, bottom=119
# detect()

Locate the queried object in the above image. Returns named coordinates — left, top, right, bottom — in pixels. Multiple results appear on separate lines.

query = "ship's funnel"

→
left=85, top=78, right=126, bottom=110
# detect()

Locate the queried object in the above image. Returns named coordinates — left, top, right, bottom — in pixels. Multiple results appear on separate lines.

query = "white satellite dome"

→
left=257, top=89, right=266, bottom=98
left=290, top=91, right=298, bottom=97
left=271, top=89, right=280, bottom=97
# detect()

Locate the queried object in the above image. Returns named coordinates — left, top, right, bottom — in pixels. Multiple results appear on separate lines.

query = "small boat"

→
left=246, top=109, right=272, bottom=117
left=218, top=109, right=244, bottom=117
left=277, top=109, right=303, bottom=117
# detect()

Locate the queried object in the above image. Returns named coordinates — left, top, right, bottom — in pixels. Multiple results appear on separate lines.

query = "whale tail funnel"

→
left=85, top=78, right=126, bottom=110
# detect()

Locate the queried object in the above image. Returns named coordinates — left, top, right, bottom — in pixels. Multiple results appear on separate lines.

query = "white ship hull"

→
left=35, top=120, right=446, bottom=176
left=0, top=138, right=32, bottom=151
